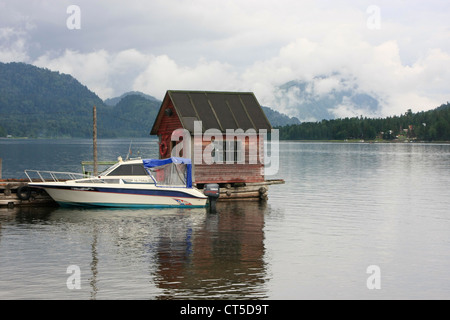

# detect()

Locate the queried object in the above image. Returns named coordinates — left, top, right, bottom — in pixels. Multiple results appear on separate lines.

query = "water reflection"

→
left=155, top=201, right=268, bottom=299
left=0, top=201, right=269, bottom=299
left=90, top=224, right=99, bottom=300
left=3, top=142, right=450, bottom=299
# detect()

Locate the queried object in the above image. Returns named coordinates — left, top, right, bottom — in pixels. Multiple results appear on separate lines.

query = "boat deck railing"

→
left=25, top=170, right=87, bottom=183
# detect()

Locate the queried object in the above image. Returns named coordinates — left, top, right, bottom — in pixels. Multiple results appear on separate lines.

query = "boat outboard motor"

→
left=204, top=184, right=220, bottom=213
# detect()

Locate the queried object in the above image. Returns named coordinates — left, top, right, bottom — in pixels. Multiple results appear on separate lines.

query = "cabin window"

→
left=107, top=164, right=148, bottom=176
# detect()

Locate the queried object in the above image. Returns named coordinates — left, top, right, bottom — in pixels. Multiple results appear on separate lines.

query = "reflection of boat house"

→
left=150, top=90, right=283, bottom=200
left=154, top=201, right=267, bottom=298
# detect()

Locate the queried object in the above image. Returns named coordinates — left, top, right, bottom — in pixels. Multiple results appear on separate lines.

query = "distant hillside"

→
left=0, top=62, right=303, bottom=138
left=0, top=62, right=106, bottom=138
left=0, top=62, right=161, bottom=138
left=101, top=94, right=160, bottom=137
left=262, top=106, right=301, bottom=126
left=104, top=91, right=159, bottom=106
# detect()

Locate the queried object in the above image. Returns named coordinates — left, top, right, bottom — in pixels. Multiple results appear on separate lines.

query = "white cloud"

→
left=242, top=34, right=450, bottom=117
left=133, top=56, right=239, bottom=99
left=0, top=27, right=29, bottom=62
left=330, top=96, right=380, bottom=119
left=313, top=77, right=342, bottom=97
left=32, top=49, right=239, bottom=100
left=30, top=33, right=450, bottom=118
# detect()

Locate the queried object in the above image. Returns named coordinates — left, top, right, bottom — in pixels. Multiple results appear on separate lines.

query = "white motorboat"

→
left=26, top=157, right=208, bottom=208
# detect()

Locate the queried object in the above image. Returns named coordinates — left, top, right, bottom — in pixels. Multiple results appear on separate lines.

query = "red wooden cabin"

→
left=150, top=90, right=272, bottom=188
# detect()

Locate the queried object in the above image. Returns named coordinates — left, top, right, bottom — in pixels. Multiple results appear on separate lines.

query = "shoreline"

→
left=279, top=139, right=450, bottom=144
left=1, top=137, right=450, bottom=143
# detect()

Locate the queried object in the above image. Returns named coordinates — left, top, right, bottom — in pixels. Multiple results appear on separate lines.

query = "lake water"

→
left=1, top=139, right=450, bottom=300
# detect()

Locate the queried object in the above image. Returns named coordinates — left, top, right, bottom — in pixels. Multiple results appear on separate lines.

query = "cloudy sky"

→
left=1, top=0, right=449, bottom=118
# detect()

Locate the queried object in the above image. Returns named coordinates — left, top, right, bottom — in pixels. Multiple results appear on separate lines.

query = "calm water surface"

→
left=1, top=139, right=450, bottom=299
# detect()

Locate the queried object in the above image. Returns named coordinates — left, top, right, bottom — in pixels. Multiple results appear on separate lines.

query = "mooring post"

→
left=0, top=158, right=2, bottom=180
left=93, top=106, right=98, bottom=176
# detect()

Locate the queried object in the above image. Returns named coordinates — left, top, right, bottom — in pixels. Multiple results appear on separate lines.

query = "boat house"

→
left=150, top=90, right=282, bottom=200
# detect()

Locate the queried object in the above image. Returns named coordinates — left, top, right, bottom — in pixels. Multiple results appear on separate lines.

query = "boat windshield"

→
left=98, top=157, right=192, bottom=187
left=106, top=163, right=149, bottom=176
left=143, top=157, right=192, bottom=187
left=147, top=162, right=188, bottom=187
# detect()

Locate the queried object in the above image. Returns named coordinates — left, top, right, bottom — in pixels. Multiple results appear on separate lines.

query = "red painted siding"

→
left=195, top=163, right=264, bottom=184
left=193, top=135, right=265, bottom=184
left=156, top=101, right=183, bottom=158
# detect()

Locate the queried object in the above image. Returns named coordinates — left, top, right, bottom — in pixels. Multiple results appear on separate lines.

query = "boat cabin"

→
left=150, top=90, right=272, bottom=187
left=96, top=157, right=193, bottom=187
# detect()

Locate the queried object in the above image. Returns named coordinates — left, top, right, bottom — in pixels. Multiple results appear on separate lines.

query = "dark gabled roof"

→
left=150, top=90, right=272, bottom=134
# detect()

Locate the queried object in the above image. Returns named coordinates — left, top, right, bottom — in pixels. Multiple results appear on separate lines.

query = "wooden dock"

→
left=0, top=180, right=57, bottom=208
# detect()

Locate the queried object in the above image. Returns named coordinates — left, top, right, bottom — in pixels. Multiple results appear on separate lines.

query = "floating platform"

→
left=198, top=179, right=285, bottom=202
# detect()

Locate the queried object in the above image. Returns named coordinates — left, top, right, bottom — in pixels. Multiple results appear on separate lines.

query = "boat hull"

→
left=29, top=183, right=208, bottom=208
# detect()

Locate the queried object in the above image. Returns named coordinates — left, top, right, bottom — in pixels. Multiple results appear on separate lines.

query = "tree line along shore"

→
left=277, top=103, right=450, bottom=142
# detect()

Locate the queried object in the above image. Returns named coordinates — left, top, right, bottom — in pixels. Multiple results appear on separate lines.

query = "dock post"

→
left=0, top=158, right=2, bottom=179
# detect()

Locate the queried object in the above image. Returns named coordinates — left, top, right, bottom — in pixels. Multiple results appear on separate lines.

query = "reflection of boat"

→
left=26, top=157, right=207, bottom=208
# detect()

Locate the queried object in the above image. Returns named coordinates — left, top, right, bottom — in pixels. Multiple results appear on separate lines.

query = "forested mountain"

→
left=0, top=62, right=106, bottom=138
left=279, top=103, right=450, bottom=141
left=100, top=94, right=160, bottom=137
left=261, top=106, right=301, bottom=126
left=0, top=62, right=300, bottom=138
left=0, top=62, right=162, bottom=138
left=104, top=91, right=160, bottom=106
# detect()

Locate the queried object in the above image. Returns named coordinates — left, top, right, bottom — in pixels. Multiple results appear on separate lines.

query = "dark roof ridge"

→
left=151, top=90, right=272, bottom=135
